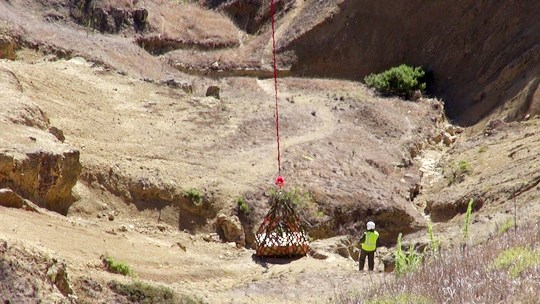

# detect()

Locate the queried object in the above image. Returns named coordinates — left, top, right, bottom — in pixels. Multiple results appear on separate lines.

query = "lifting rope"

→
left=270, top=0, right=284, bottom=188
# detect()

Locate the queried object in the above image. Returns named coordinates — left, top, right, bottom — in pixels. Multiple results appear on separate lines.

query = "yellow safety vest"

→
left=361, top=231, right=379, bottom=252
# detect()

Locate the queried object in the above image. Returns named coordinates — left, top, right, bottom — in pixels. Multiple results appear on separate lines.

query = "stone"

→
left=0, top=188, right=25, bottom=209
left=377, top=247, right=395, bottom=272
left=48, top=126, right=65, bottom=142
left=46, top=260, right=74, bottom=297
left=0, top=148, right=81, bottom=215
left=206, top=86, right=220, bottom=99
left=0, top=188, right=41, bottom=212
left=216, top=213, right=245, bottom=247
left=0, top=35, right=17, bottom=60
left=431, top=133, right=443, bottom=144
left=442, top=132, right=455, bottom=146
left=308, top=236, right=356, bottom=260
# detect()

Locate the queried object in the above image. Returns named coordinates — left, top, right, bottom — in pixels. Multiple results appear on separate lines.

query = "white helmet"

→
left=367, top=221, right=375, bottom=230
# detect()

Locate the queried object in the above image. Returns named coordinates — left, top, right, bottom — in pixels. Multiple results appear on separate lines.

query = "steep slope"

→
left=279, top=0, right=540, bottom=125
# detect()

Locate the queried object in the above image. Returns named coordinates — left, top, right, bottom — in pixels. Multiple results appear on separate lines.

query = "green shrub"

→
left=183, top=188, right=203, bottom=206
left=364, top=64, right=426, bottom=98
left=108, top=280, right=179, bottom=304
left=491, top=246, right=540, bottom=277
left=103, top=256, right=133, bottom=276
left=237, top=196, right=249, bottom=214
left=395, top=233, right=422, bottom=276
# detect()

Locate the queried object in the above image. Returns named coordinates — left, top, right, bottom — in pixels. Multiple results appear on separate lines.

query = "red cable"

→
left=270, top=0, right=283, bottom=187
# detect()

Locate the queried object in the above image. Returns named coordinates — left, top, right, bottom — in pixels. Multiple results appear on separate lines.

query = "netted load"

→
left=255, top=190, right=310, bottom=257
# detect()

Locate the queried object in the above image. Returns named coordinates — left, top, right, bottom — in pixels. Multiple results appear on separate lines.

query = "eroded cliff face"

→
left=280, top=0, right=540, bottom=125
left=0, top=67, right=81, bottom=215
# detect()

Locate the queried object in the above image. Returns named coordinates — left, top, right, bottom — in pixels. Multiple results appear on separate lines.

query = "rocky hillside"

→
left=0, top=1, right=539, bottom=303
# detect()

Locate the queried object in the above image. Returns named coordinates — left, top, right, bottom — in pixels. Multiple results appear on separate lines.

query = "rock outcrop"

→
left=1, top=68, right=82, bottom=215
left=279, top=0, right=540, bottom=125
left=70, top=0, right=148, bottom=33
left=0, top=238, right=75, bottom=302
left=0, top=149, right=82, bottom=215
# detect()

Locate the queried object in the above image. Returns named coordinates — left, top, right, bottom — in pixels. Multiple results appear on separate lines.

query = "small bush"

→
left=237, top=196, right=249, bottom=214
left=108, top=280, right=178, bottom=304
left=103, top=256, right=133, bottom=276
left=364, top=64, right=426, bottom=98
left=491, top=246, right=540, bottom=278
left=448, top=160, right=473, bottom=185
left=183, top=188, right=203, bottom=206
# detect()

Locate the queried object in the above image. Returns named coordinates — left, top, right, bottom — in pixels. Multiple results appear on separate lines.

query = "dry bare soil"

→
left=1, top=1, right=539, bottom=303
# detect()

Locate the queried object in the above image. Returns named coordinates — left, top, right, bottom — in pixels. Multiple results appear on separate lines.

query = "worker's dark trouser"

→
left=359, top=249, right=375, bottom=271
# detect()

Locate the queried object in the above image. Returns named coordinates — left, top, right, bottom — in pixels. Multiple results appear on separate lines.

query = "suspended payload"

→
left=255, top=190, right=310, bottom=257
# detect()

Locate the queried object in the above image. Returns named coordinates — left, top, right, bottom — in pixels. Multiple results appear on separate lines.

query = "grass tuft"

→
left=491, top=246, right=540, bottom=278
left=108, top=280, right=179, bottom=303
left=102, top=255, right=133, bottom=276
left=237, top=196, right=249, bottom=214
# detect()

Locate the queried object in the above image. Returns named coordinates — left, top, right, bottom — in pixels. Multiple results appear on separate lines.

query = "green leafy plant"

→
left=395, top=233, right=422, bottom=276
left=183, top=188, right=203, bottom=206
left=463, top=198, right=474, bottom=243
left=448, top=160, right=473, bottom=185
left=491, top=246, right=540, bottom=278
left=364, top=64, right=426, bottom=98
left=237, top=196, right=249, bottom=214
left=102, top=255, right=133, bottom=276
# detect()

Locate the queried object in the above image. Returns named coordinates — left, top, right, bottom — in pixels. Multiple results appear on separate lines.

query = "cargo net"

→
left=255, top=190, right=310, bottom=257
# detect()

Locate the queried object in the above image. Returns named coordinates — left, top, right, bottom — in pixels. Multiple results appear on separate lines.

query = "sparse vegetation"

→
left=394, top=233, right=422, bottom=276
left=427, top=222, right=440, bottom=255
left=491, top=246, right=540, bottom=278
left=338, top=222, right=540, bottom=303
left=463, top=198, right=474, bottom=243
left=366, top=293, right=431, bottom=304
left=183, top=188, right=203, bottom=206
left=269, top=187, right=325, bottom=225
left=108, top=280, right=178, bottom=304
left=237, top=196, right=249, bottom=214
left=497, top=218, right=515, bottom=235
left=102, top=255, right=133, bottom=276
left=478, top=146, right=488, bottom=153
left=448, top=160, right=473, bottom=185
left=364, top=64, right=426, bottom=99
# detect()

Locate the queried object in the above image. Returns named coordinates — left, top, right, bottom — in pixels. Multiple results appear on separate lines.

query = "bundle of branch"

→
left=255, top=190, right=310, bottom=257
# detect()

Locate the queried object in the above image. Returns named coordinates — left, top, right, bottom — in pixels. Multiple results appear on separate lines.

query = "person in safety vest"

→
left=359, top=221, right=379, bottom=271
